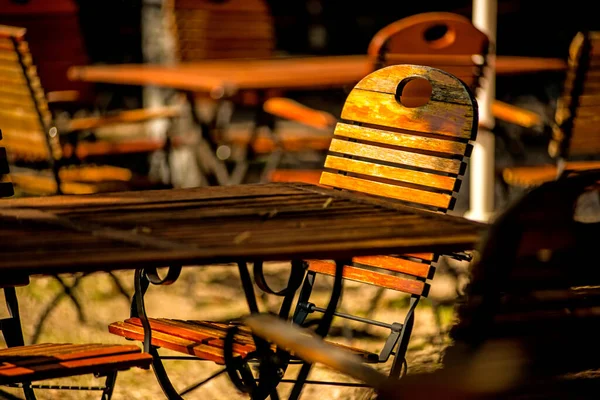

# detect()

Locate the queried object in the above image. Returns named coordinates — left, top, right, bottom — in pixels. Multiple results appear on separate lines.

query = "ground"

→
left=0, top=261, right=460, bottom=399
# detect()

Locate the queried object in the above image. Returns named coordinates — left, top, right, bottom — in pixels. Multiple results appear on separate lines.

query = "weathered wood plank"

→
left=307, top=260, right=429, bottom=296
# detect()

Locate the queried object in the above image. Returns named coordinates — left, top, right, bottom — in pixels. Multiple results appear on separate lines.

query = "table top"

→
left=67, top=54, right=567, bottom=94
left=0, top=183, right=485, bottom=276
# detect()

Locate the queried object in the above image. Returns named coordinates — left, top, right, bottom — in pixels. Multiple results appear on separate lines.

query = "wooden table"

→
left=67, top=55, right=567, bottom=94
left=0, top=182, right=484, bottom=276
left=67, top=54, right=567, bottom=187
left=0, top=182, right=485, bottom=397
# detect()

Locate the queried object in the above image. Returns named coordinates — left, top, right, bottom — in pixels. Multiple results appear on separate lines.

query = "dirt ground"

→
left=0, top=261, right=462, bottom=400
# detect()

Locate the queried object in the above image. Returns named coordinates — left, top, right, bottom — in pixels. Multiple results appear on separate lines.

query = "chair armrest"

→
left=65, top=106, right=181, bottom=133
left=263, top=97, right=336, bottom=131
left=491, top=100, right=544, bottom=130
left=243, top=314, right=388, bottom=389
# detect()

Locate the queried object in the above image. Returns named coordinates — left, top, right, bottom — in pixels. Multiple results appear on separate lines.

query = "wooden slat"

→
left=0, top=343, right=151, bottom=384
left=328, top=138, right=462, bottom=174
left=333, top=122, right=468, bottom=155
left=264, top=97, right=336, bottom=131
left=352, top=255, right=432, bottom=278
left=9, top=172, right=130, bottom=195
left=307, top=260, right=429, bottom=296
left=324, top=155, right=456, bottom=191
left=108, top=321, right=231, bottom=364
left=65, top=106, right=181, bottom=132
left=319, top=172, right=453, bottom=209
left=268, top=169, right=322, bottom=185
left=62, top=139, right=166, bottom=159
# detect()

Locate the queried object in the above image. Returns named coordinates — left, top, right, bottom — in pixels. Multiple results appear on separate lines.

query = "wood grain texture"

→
left=333, top=122, right=469, bottom=156
left=322, top=65, right=476, bottom=211
left=352, top=255, right=432, bottom=278
left=320, top=172, right=452, bottom=209
left=342, top=67, right=475, bottom=139
left=307, top=260, right=428, bottom=296
left=324, top=156, right=456, bottom=191
left=328, top=138, right=462, bottom=174
left=0, top=182, right=484, bottom=275
left=0, top=343, right=151, bottom=384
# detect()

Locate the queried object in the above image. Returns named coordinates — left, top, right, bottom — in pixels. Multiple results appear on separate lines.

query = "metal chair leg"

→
left=101, top=372, right=117, bottom=400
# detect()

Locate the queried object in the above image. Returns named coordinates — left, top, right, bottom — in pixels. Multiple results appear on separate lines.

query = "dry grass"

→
left=0, top=262, right=457, bottom=399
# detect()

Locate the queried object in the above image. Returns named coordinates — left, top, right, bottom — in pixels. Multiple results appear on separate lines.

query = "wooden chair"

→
left=107, top=64, right=478, bottom=398
left=265, top=11, right=489, bottom=184
left=500, top=31, right=600, bottom=188
left=243, top=169, right=600, bottom=399
left=0, top=25, right=178, bottom=195
left=0, top=133, right=152, bottom=400
left=0, top=23, right=171, bottom=350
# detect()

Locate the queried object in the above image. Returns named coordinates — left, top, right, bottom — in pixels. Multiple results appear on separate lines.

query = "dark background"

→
left=70, top=0, right=600, bottom=102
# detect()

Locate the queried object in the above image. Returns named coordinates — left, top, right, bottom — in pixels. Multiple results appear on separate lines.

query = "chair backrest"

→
left=319, top=64, right=478, bottom=213
left=367, top=12, right=489, bottom=97
left=166, top=0, right=275, bottom=61
left=0, top=25, right=61, bottom=165
left=448, top=169, right=600, bottom=381
left=0, top=0, right=93, bottom=102
left=551, top=31, right=600, bottom=160
left=296, top=65, right=478, bottom=376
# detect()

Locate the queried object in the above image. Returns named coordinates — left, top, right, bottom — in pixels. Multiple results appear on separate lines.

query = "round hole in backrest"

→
left=423, top=23, right=456, bottom=49
left=395, top=77, right=433, bottom=108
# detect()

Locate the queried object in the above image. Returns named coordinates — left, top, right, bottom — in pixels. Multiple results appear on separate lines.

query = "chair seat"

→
left=0, top=343, right=151, bottom=384
left=109, top=318, right=379, bottom=365
left=503, top=161, right=600, bottom=187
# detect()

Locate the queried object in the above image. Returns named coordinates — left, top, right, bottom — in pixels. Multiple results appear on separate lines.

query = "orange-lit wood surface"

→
left=0, top=182, right=484, bottom=277
left=68, top=55, right=566, bottom=94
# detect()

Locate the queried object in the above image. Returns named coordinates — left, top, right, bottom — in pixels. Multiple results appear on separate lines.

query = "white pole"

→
left=465, top=0, right=497, bottom=222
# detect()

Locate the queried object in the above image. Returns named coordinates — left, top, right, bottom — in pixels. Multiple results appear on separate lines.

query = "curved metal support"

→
left=224, top=326, right=283, bottom=400
left=224, top=326, right=259, bottom=394
left=130, top=266, right=186, bottom=400
left=289, top=258, right=348, bottom=400
left=222, top=260, right=307, bottom=399
left=253, top=260, right=306, bottom=319
left=144, top=265, right=182, bottom=286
